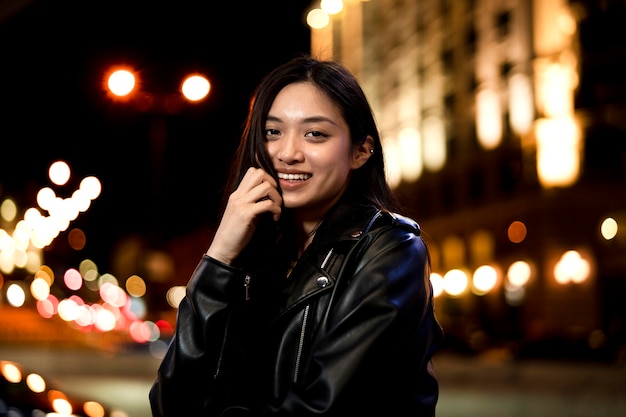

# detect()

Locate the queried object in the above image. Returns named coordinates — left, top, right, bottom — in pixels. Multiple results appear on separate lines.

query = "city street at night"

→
left=1, top=344, right=625, bottom=417
left=2, top=1, right=626, bottom=416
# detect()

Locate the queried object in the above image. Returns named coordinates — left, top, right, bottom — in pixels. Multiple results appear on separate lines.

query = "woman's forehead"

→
left=268, top=82, right=343, bottom=121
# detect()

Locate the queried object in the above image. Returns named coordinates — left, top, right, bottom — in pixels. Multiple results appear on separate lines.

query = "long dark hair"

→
left=223, top=55, right=401, bottom=268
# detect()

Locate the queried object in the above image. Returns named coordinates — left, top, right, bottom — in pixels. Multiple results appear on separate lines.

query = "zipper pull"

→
left=244, top=275, right=251, bottom=300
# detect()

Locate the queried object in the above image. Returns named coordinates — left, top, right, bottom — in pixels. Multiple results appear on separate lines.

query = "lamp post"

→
left=104, top=67, right=211, bottom=240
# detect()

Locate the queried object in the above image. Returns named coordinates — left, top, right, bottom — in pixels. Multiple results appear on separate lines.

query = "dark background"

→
left=0, top=0, right=312, bottom=269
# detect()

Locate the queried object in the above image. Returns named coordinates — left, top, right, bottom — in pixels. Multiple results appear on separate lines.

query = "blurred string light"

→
left=0, top=160, right=171, bottom=350
left=4, top=255, right=163, bottom=344
left=0, top=160, right=100, bottom=275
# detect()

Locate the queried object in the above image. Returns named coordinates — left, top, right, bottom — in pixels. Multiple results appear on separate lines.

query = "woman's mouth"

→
left=277, top=172, right=312, bottom=181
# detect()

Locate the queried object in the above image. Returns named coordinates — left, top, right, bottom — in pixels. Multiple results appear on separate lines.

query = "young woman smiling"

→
left=149, top=56, right=443, bottom=417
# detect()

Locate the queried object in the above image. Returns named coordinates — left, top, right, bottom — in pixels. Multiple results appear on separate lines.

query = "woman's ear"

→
left=352, top=135, right=375, bottom=169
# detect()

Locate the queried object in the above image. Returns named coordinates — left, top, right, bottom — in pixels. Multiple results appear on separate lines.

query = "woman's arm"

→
left=149, top=256, right=248, bottom=417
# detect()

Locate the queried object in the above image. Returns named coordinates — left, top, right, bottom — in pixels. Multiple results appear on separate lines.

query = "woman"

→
left=149, top=56, right=443, bottom=417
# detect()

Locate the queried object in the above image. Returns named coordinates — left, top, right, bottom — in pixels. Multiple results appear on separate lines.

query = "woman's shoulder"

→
left=320, top=201, right=421, bottom=242
left=357, top=205, right=421, bottom=236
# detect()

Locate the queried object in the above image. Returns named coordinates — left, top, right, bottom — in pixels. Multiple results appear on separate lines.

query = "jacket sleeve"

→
left=149, top=255, right=249, bottom=417
left=276, top=224, right=441, bottom=416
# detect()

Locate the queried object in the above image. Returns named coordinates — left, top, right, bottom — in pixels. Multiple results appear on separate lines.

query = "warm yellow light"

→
left=557, top=9, right=577, bottom=36
left=57, top=298, right=80, bottom=321
left=35, top=265, right=55, bottom=285
left=321, top=0, right=343, bottom=15
left=49, top=160, right=71, bottom=186
left=476, top=88, right=502, bottom=149
left=30, top=277, right=50, bottom=301
left=398, top=126, right=422, bottom=182
left=166, top=285, right=186, bottom=308
left=6, top=282, right=26, bottom=307
left=26, top=373, right=46, bottom=393
left=508, top=73, right=534, bottom=135
left=0, top=361, right=22, bottom=383
left=182, top=75, right=210, bottom=101
left=307, top=8, right=330, bottom=29
left=80, top=176, right=102, bottom=200
left=383, top=137, right=402, bottom=188
left=0, top=198, right=17, bottom=222
left=542, top=63, right=574, bottom=117
left=52, top=397, right=73, bottom=415
left=422, top=116, right=446, bottom=171
left=472, top=265, right=499, bottom=295
left=600, top=217, right=618, bottom=240
left=107, top=69, right=136, bottom=97
left=554, top=250, right=590, bottom=284
left=443, top=268, right=469, bottom=297
left=126, top=274, right=147, bottom=297
left=94, top=307, right=117, bottom=332
left=36, top=187, right=56, bottom=212
left=507, top=260, right=531, bottom=287
left=430, top=273, right=444, bottom=298
left=535, top=116, right=580, bottom=187
left=84, top=400, right=106, bottom=417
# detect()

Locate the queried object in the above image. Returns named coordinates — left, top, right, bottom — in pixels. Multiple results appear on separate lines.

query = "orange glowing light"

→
left=68, top=228, right=87, bottom=250
left=181, top=75, right=210, bottom=101
left=508, top=221, right=527, bottom=243
left=107, top=69, right=136, bottom=97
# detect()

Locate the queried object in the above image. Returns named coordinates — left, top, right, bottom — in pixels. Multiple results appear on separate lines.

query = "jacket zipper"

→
left=244, top=274, right=251, bottom=300
left=293, top=303, right=310, bottom=383
left=217, top=274, right=251, bottom=380
left=213, top=309, right=233, bottom=381
left=292, top=248, right=333, bottom=383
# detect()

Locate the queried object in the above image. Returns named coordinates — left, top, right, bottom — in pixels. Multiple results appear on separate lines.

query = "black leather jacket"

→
left=149, top=201, right=443, bottom=416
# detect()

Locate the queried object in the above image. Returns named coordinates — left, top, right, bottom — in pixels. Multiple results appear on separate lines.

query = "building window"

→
left=465, top=25, right=477, bottom=55
left=442, top=49, right=454, bottom=73
left=496, top=11, right=511, bottom=40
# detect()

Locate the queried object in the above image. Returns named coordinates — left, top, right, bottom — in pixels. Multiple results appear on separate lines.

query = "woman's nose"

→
left=276, top=137, right=303, bottom=163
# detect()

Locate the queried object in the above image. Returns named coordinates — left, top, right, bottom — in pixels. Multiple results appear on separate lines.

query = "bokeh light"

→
left=48, top=160, right=71, bottom=186
left=181, top=75, right=210, bottom=101
left=107, top=69, right=136, bottom=97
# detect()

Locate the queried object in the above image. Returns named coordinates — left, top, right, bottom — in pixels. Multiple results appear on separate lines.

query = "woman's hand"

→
left=206, top=167, right=282, bottom=265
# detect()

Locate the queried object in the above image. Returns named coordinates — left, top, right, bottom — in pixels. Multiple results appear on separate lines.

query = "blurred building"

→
left=307, top=0, right=626, bottom=360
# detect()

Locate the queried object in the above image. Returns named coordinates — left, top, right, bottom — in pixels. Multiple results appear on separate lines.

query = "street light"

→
left=107, top=69, right=136, bottom=97
left=181, top=75, right=211, bottom=102
left=104, top=66, right=211, bottom=112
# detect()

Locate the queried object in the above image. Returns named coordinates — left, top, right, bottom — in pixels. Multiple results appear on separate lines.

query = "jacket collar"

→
left=309, top=199, right=383, bottom=249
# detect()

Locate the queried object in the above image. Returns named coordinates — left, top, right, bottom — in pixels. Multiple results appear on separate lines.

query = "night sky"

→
left=0, top=0, right=312, bottom=271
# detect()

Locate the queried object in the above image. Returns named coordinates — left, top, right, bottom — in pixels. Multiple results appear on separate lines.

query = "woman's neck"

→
left=289, top=217, right=322, bottom=257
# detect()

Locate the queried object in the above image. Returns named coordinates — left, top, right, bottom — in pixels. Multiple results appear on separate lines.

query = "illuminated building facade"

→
left=307, top=0, right=626, bottom=358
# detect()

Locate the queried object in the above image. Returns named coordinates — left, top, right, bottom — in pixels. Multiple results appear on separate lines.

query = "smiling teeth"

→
left=278, top=173, right=311, bottom=181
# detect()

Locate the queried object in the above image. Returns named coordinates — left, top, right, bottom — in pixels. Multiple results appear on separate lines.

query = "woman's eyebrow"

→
left=266, top=114, right=339, bottom=126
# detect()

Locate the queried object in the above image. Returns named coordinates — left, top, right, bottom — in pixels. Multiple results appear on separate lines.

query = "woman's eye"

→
left=265, top=128, right=280, bottom=137
left=305, top=131, right=327, bottom=139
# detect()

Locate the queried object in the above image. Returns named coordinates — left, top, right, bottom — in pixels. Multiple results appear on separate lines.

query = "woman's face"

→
left=264, top=82, right=370, bottom=220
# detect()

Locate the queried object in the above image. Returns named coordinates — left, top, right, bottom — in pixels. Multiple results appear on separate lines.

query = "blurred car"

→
left=0, top=358, right=127, bottom=417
